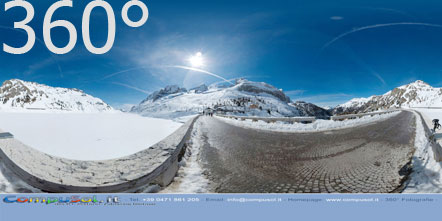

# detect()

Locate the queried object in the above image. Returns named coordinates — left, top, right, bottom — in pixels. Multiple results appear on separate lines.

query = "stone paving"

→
left=198, top=111, right=416, bottom=193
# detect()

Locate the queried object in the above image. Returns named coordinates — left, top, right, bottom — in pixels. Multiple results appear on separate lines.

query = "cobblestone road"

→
left=197, top=111, right=416, bottom=193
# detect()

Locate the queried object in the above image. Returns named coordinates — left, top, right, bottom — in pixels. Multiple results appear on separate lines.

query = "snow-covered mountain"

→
left=142, top=85, right=188, bottom=103
left=334, top=80, right=442, bottom=115
left=290, top=101, right=332, bottom=119
left=0, top=79, right=113, bottom=112
left=131, top=79, right=327, bottom=119
left=189, top=84, right=209, bottom=93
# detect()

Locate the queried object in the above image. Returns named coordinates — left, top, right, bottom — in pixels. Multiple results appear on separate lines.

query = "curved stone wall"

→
left=0, top=116, right=199, bottom=193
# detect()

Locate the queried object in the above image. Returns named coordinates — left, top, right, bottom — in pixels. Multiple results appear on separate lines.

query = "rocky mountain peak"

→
left=141, top=85, right=188, bottom=103
left=189, top=84, right=208, bottom=93
left=399, top=80, right=431, bottom=90
left=334, top=80, right=442, bottom=115
left=235, top=79, right=291, bottom=103
left=0, top=79, right=113, bottom=112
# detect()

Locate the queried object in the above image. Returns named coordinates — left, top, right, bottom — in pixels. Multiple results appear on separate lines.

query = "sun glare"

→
left=189, top=52, right=204, bottom=67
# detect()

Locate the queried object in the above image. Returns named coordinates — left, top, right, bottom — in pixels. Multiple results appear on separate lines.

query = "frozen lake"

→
left=0, top=112, right=182, bottom=161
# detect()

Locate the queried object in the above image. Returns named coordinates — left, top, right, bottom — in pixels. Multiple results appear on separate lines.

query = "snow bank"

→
left=216, top=112, right=400, bottom=133
left=404, top=111, right=442, bottom=193
left=161, top=119, right=210, bottom=193
left=0, top=112, right=182, bottom=161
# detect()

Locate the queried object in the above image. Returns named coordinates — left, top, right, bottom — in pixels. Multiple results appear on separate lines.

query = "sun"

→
left=189, top=52, right=204, bottom=67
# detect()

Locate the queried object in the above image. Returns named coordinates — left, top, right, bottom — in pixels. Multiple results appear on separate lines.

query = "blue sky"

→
left=2, top=0, right=442, bottom=108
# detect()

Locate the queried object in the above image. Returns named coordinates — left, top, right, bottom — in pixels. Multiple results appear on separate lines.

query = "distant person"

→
left=433, top=119, right=441, bottom=132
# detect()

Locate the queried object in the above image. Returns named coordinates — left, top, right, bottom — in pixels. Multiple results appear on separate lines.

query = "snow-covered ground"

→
left=161, top=119, right=210, bottom=193
left=216, top=111, right=400, bottom=133
left=0, top=112, right=182, bottom=161
left=404, top=109, right=442, bottom=193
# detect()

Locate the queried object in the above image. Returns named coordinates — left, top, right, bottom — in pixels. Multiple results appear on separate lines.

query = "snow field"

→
left=0, top=112, right=182, bottom=161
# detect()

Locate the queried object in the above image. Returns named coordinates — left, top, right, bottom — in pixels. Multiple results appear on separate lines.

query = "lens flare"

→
left=189, top=52, right=204, bottom=67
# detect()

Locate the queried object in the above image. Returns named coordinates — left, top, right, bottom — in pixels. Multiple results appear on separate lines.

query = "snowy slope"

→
left=0, top=79, right=113, bottom=112
left=334, top=80, right=442, bottom=115
left=131, top=79, right=315, bottom=119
